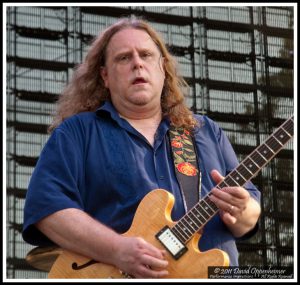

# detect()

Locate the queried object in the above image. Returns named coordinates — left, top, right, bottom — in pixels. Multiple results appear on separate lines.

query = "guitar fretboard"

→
left=171, top=116, right=294, bottom=244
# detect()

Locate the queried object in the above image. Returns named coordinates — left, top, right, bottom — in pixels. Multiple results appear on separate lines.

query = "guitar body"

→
left=48, top=189, right=229, bottom=278
left=44, top=116, right=295, bottom=278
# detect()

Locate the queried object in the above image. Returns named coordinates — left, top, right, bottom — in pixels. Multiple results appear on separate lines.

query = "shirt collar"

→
left=96, top=100, right=120, bottom=122
left=95, top=100, right=170, bottom=148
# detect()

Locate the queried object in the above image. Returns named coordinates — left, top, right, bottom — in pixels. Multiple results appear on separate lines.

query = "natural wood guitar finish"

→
left=48, top=189, right=229, bottom=278
left=47, top=116, right=294, bottom=279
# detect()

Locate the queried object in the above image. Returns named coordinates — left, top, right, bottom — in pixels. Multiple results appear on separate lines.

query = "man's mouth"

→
left=132, top=77, right=147, bottom=85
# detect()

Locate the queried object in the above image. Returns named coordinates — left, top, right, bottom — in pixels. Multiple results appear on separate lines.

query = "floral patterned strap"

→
left=169, top=126, right=200, bottom=210
left=169, top=127, right=199, bottom=176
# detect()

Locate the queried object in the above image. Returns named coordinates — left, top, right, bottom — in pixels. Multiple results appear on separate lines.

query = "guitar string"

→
left=171, top=117, right=294, bottom=244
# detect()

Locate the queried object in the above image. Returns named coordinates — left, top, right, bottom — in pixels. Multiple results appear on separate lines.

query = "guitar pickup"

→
left=155, top=226, right=188, bottom=260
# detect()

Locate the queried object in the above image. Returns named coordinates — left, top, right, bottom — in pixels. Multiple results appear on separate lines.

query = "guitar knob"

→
left=119, top=270, right=134, bottom=278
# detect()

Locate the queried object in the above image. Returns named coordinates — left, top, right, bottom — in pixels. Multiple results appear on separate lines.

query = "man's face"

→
left=100, top=28, right=165, bottom=114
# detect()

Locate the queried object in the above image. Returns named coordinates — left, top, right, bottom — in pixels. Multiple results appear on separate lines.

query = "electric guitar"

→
left=48, top=116, right=294, bottom=278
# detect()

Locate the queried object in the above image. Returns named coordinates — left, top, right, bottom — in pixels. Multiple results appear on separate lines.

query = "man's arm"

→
left=36, top=208, right=168, bottom=278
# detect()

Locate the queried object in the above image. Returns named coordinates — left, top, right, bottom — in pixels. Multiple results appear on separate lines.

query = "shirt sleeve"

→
left=22, top=125, right=85, bottom=246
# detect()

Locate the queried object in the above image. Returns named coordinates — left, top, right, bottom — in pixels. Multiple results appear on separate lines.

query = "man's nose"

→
left=132, top=53, right=143, bottom=69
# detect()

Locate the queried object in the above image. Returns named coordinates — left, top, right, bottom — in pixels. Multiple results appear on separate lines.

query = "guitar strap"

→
left=169, top=126, right=201, bottom=211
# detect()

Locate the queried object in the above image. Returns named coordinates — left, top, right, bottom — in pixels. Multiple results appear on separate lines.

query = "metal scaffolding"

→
left=6, top=5, right=294, bottom=278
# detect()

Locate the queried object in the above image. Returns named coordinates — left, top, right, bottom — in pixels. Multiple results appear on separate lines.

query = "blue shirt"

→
left=22, top=101, right=260, bottom=266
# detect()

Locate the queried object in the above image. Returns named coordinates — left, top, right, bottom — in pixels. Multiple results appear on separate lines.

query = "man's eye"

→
left=142, top=53, right=152, bottom=59
left=118, top=55, right=130, bottom=62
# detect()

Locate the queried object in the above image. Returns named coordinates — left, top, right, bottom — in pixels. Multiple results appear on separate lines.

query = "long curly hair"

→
left=48, top=17, right=197, bottom=132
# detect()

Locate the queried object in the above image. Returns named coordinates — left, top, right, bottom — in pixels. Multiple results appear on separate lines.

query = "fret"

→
left=201, top=199, right=215, bottom=215
left=198, top=200, right=212, bottom=219
left=265, top=135, right=283, bottom=153
left=223, top=175, right=240, bottom=187
left=256, top=148, right=268, bottom=161
left=264, top=143, right=275, bottom=154
left=241, top=157, right=259, bottom=175
left=176, top=220, right=194, bottom=239
left=189, top=210, right=203, bottom=227
left=275, top=127, right=292, bottom=145
left=173, top=224, right=190, bottom=241
left=248, top=156, right=260, bottom=169
left=257, top=144, right=274, bottom=161
left=181, top=217, right=197, bottom=233
left=281, top=118, right=294, bottom=136
left=191, top=207, right=206, bottom=224
left=218, top=180, right=229, bottom=189
left=281, top=127, right=292, bottom=138
left=273, top=136, right=283, bottom=147
left=204, top=195, right=219, bottom=212
left=183, top=215, right=199, bottom=232
left=235, top=168, right=247, bottom=181
left=236, top=163, right=253, bottom=180
left=194, top=204, right=210, bottom=223
left=168, top=116, right=294, bottom=246
left=172, top=226, right=188, bottom=243
left=251, top=150, right=267, bottom=168
left=228, top=169, right=247, bottom=186
left=177, top=219, right=193, bottom=235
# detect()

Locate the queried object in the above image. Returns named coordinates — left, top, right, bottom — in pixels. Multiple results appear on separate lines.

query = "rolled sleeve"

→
left=22, top=127, right=84, bottom=245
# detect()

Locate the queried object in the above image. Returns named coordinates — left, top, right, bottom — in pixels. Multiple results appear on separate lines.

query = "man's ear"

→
left=160, top=56, right=166, bottom=79
left=100, top=66, right=109, bottom=88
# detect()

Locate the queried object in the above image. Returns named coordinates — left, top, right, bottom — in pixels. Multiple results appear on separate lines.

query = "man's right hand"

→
left=112, top=236, right=169, bottom=278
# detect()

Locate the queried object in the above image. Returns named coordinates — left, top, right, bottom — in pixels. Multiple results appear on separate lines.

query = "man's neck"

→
left=119, top=108, right=162, bottom=146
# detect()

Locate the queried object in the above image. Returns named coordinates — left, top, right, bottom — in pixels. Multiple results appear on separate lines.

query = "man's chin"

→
left=129, top=94, right=152, bottom=106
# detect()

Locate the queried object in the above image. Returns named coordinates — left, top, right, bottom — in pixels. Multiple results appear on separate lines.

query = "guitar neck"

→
left=171, top=116, right=294, bottom=244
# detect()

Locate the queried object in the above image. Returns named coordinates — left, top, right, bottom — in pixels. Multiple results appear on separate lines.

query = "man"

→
left=23, top=18, right=261, bottom=278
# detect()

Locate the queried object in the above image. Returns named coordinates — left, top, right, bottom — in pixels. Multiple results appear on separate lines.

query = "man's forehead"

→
left=108, top=28, right=158, bottom=52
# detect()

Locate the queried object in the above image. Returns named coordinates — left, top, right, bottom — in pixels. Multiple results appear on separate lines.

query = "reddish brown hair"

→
left=49, top=17, right=197, bottom=132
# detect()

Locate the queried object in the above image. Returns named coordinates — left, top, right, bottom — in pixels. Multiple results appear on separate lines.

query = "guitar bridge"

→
left=155, top=226, right=187, bottom=260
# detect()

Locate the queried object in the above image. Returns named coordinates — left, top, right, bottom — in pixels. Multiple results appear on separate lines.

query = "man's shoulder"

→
left=193, top=113, right=217, bottom=128
left=55, top=111, right=99, bottom=135
left=63, top=111, right=97, bottom=125
left=192, top=113, right=223, bottom=140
